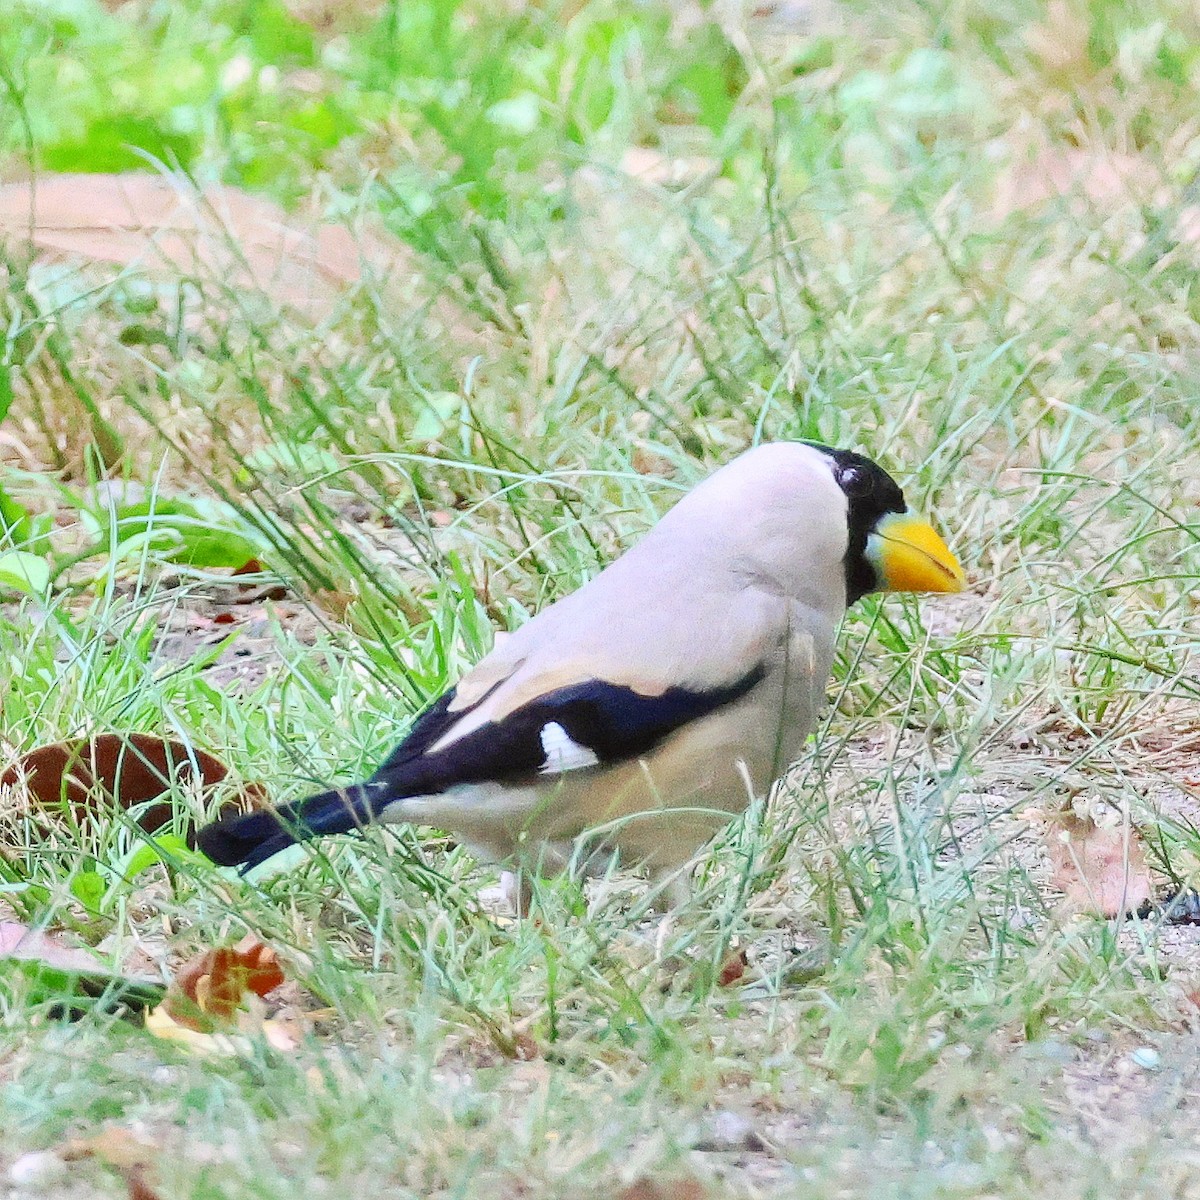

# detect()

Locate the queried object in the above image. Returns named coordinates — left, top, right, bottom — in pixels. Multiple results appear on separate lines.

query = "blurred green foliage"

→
left=0, top=0, right=753, bottom=209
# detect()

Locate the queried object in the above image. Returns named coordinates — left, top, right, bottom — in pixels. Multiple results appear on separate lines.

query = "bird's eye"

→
left=840, top=466, right=873, bottom=498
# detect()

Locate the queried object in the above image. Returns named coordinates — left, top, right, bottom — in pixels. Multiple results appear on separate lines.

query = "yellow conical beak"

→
left=871, top=513, right=965, bottom=594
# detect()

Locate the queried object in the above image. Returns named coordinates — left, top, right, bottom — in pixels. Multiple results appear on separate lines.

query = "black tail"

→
left=196, top=779, right=387, bottom=872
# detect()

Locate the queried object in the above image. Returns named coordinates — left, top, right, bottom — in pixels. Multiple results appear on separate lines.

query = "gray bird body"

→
left=393, top=441, right=844, bottom=873
left=380, top=443, right=845, bottom=875
left=196, top=441, right=963, bottom=893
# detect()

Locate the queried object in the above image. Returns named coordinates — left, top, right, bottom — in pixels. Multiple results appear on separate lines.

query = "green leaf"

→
left=0, top=486, right=32, bottom=548
left=42, top=115, right=198, bottom=175
left=411, top=391, right=462, bottom=442
left=0, top=363, right=12, bottom=425
left=70, top=871, right=106, bottom=912
left=0, top=488, right=52, bottom=557
left=0, top=957, right=164, bottom=1017
left=243, top=441, right=342, bottom=478
left=120, top=834, right=193, bottom=879
left=665, top=26, right=747, bottom=134
left=28, top=513, right=54, bottom=558
left=0, top=551, right=50, bottom=595
left=97, top=497, right=264, bottom=570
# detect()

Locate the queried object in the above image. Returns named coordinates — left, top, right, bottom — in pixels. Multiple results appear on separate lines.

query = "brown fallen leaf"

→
left=125, top=1170, right=163, bottom=1200
left=1, top=731, right=265, bottom=843
left=717, top=947, right=749, bottom=988
left=1044, top=811, right=1154, bottom=917
left=504, top=1030, right=540, bottom=1062
left=0, top=921, right=164, bottom=1013
left=61, top=1126, right=156, bottom=1171
left=616, top=1178, right=711, bottom=1200
left=0, top=921, right=110, bottom=973
left=994, top=146, right=1159, bottom=218
left=0, top=173, right=408, bottom=322
left=145, top=930, right=291, bottom=1053
left=61, top=1126, right=163, bottom=1200
left=224, top=560, right=290, bottom=604
left=160, top=935, right=286, bottom=1031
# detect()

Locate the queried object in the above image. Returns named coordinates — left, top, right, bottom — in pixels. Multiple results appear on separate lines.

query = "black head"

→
left=810, top=444, right=908, bottom=604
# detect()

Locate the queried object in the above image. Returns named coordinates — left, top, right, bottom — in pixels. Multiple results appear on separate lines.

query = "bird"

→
left=196, top=442, right=964, bottom=906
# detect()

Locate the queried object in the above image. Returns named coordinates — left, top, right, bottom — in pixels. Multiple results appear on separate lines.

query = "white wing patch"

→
left=539, top=722, right=600, bottom=774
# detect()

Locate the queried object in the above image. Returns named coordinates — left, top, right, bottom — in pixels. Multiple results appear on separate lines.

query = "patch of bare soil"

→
left=148, top=593, right=326, bottom=691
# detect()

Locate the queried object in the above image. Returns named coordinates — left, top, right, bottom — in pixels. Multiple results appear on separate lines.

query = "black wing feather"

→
left=196, top=664, right=765, bottom=871
left=373, top=662, right=767, bottom=792
left=374, top=687, right=460, bottom=774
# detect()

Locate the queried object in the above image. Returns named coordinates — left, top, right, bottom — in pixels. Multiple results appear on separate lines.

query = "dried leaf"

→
left=125, top=1169, right=164, bottom=1200
left=505, top=1030, right=540, bottom=1061
left=1, top=731, right=264, bottom=843
left=717, top=948, right=749, bottom=988
left=1045, top=812, right=1153, bottom=917
left=143, top=1005, right=241, bottom=1053
left=0, top=921, right=109, bottom=973
left=616, top=1178, right=711, bottom=1200
left=61, top=1127, right=156, bottom=1171
left=0, top=173, right=406, bottom=321
left=160, top=935, right=285, bottom=1031
left=61, top=1127, right=163, bottom=1200
left=145, top=1002, right=300, bottom=1056
left=0, top=921, right=164, bottom=1013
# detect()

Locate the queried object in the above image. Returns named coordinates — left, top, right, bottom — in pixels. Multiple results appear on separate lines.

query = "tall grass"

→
left=1, top=0, right=1200, bottom=1195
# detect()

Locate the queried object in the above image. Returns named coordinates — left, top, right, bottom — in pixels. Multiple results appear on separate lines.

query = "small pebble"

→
left=1131, top=1047, right=1160, bottom=1071
left=696, top=1109, right=765, bottom=1152
left=8, top=1151, right=66, bottom=1187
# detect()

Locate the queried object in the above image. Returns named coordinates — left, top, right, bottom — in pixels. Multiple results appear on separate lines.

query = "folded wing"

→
left=196, top=659, right=768, bottom=872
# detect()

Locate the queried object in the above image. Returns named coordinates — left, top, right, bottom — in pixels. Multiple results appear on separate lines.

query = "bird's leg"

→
left=500, top=869, right=533, bottom=918
left=647, top=868, right=694, bottom=914
left=647, top=867, right=694, bottom=961
left=653, top=912, right=678, bottom=963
